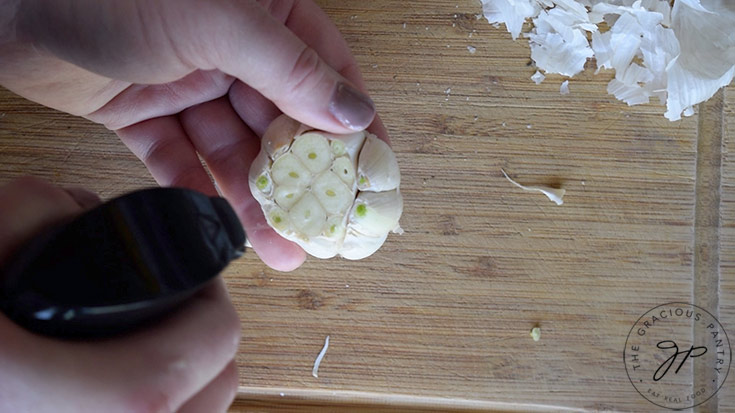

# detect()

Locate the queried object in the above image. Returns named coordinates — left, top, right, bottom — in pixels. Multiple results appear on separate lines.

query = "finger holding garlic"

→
left=249, top=115, right=403, bottom=260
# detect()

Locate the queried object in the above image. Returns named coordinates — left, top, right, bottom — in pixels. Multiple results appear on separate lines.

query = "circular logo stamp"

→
left=624, top=302, right=731, bottom=410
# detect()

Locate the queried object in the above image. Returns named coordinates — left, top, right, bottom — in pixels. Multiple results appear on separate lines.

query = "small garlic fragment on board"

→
left=502, top=169, right=565, bottom=206
left=530, top=326, right=541, bottom=342
left=531, top=70, right=545, bottom=85
left=249, top=115, right=403, bottom=260
left=560, top=80, right=570, bottom=95
left=312, top=335, right=330, bottom=378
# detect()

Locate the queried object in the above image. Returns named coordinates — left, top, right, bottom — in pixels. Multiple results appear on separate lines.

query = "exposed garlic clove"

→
left=324, top=214, right=347, bottom=239
left=330, top=139, right=346, bottom=157
left=347, top=189, right=403, bottom=237
left=264, top=204, right=290, bottom=232
left=288, top=193, right=327, bottom=238
left=290, top=133, right=332, bottom=174
left=324, top=131, right=366, bottom=162
left=331, top=156, right=357, bottom=187
left=357, top=135, right=400, bottom=192
left=249, top=150, right=271, bottom=189
left=295, top=215, right=348, bottom=259
left=312, top=171, right=354, bottom=214
left=254, top=173, right=272, bottom=194
left=273, top=185, right=305, bottom=210
left=249, top=150, right=274, bottom=214
left=271, top=153, right=310, bottom=188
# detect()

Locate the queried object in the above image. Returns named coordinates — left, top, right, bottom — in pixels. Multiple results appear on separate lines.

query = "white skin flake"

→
left=479, top=0, right=735, bottom=121
left=312, top=335, right=330, bottom=378
left=531, top=70, right=546, bottom=84
left=560, top=80, right=570, bottom=94
left=502, top=169, right=565, bottom=206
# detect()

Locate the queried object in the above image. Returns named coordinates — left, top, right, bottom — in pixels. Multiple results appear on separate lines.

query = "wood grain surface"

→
left=716, top=80, right=735, bottom=413
left=0, top=0, right=733, bottom=411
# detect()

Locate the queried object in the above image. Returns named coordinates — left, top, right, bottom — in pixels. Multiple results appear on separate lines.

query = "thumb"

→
left=176, top=0, right=378, bottom=133
left=250, top=49, right=377, bottom=134
left=16, top=0, right=376, bottom=133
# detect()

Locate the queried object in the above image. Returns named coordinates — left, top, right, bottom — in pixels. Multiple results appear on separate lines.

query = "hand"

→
left=0, top=177, right=241, bottom=413
left=0, top=0, right=387, bottom=271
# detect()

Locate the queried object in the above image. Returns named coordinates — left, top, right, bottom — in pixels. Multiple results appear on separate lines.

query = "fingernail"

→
left=328, top=83, right=376, bottom=130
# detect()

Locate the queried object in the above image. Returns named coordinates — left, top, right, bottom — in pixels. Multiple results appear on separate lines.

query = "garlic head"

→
left=249, top=115, right=403, bottom=260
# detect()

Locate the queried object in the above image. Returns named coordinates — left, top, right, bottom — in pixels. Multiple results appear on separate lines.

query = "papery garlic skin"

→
left=249, top=115, right=403, bottom=260
left=674, top=0, right=735, bottom=80
left=665, top=0, right=735, bottom=120
left=480, top=0, right=735, bottom=121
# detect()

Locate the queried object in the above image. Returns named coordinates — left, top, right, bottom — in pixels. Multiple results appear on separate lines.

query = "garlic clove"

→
left=324, top=214, right=347, bottom=239
left=312, top=171, right=354, bottom=215
left=356, top=135, right=400, bottom=192
left=294, top=214, right=348, bottom=259
left=288, top=192, right=327, bottom=238
left=324, top=131, right=366, bottom=162
left=347, top=189, right=403, bottom=237
left=331, top=156, right=357, bottom=187
left=340, top=230, right=389, bottom=260
left=249, top=150, right=272, bottom=197
left=270, top=153, right=310, bottom=188
left=264, top=204, right=291, bottom=232
left=254, top=173, right=272, bottom=194
left=299, top=235, right=339, bottom=259
left=262, top=115, right=302, bottom=158
left=330, top=139, right=346, bottom=157
left=273, top=185, right=305, bottom=210
left=290, top=132, right=332, bottom=174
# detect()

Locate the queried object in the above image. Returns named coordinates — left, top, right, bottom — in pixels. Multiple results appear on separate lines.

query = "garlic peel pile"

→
left=480, top=0, right=735, bottom=121
left=249, top=115, right=403, bottom=260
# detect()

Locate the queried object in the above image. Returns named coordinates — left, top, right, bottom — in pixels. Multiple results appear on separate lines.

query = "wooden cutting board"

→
left=1, top=0, right=734, bottom=411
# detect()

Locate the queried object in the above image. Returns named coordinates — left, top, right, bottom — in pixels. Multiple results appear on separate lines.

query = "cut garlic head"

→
left=249, top=115, right=403, bottom=260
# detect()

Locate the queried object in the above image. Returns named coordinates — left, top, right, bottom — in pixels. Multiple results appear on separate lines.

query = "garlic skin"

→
left=665, top=0, right=735, bottom=120
left=480, top=0, right=735, bottom=121
left=356, top=137, right=401, bottom=192
left=674, top=0, right=735, bottom=80
left=249, top=115, right=403, bottom=260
